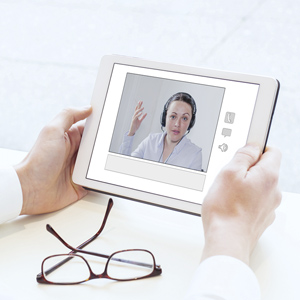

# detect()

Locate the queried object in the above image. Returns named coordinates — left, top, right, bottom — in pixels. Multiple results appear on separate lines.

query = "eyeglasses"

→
left=36, top=198, right=162, bottom=284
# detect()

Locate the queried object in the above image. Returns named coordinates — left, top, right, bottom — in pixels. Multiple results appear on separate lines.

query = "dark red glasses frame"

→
left=36, top=198, right=162, bottom=284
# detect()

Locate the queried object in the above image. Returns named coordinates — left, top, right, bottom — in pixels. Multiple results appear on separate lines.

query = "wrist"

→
left=127, top=131, right=135, bottom=136
left=128, top=129, right=135, bottom=136
left=201, top=218, right=252, bottom=265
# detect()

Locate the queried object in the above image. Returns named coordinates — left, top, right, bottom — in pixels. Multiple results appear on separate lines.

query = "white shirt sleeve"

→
left=0, top=166, right=23, bottom=224
left=184, top=255, right=261, bottom=300
left=119, top=132, right=135, bottom=156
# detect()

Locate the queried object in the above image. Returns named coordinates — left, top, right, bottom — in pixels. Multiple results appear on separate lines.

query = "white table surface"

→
left=0, top=148, right=300, bottom=300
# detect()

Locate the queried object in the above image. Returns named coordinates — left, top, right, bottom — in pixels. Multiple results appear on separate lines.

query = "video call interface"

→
left=108, top=72, right=225, bottom=174
left=87, top=64, right=259, bottom=203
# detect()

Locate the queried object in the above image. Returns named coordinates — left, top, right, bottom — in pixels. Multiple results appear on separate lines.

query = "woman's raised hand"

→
left=128, top=101, right=147, bottom=136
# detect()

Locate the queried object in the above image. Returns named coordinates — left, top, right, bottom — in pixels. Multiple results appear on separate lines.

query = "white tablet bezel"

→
left=73, top=55, right=279, bottom=216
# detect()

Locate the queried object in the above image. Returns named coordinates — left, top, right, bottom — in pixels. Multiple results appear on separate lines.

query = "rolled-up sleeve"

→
left=0, top=166, right=23, bottom=224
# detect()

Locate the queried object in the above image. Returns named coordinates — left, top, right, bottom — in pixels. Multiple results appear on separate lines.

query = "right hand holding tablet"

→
left=200, top=144, right=282, bottom=265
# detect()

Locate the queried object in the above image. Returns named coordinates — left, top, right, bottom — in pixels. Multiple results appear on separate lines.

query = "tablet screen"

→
left=86, top=63, right=259, bottom=205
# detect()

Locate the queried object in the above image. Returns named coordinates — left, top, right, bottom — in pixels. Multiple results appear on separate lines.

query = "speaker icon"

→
left=218, top=143, right=228, bottom=152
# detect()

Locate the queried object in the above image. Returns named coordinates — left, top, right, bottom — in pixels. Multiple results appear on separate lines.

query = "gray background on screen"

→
left=109, top=73, right=224, bottom=172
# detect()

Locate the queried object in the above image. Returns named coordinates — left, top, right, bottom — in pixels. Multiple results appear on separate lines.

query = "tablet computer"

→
left=73, top=55, right=279, bottom=216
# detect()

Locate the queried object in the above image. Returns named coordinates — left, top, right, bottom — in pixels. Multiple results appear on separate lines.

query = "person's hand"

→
left=128, top=101, right=147, bottom=136
left=201, top=144, right=282, bottom=265
left=14, top=106, right=93, bottom=215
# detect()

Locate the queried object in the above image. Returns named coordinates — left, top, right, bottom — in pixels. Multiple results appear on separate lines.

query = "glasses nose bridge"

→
left=89, top=268, right=110, bottom=280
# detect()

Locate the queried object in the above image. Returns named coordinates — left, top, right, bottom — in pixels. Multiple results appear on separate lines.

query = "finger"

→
left=67, top=121, right=86, bottom=151
left=133, top=112, right=142, bottom=122
left=76, top=186, right=88, bottom=200
left=70, top=120, right=86, bottom=137
left=133, top=109, right=145, bottom=120
left=52, top=106, right=92, bottom=133
left=134, top=106, right=144, bottom=116
left=255, top=146, right=282, bottom=173
left=135, top=101, right=142, bottom=110
left=140, top=113, right=147, bottom=122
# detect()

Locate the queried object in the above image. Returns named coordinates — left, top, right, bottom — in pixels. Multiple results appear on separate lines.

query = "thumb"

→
left=52, top=106, right=92, bottom=133
left=229, top=144, right=261, bottom=172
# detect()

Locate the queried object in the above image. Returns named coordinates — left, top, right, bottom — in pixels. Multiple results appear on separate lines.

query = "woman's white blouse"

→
left=119, top=132, right=202, bottom=171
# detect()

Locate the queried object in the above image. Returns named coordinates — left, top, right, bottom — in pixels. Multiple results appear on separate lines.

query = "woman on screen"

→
left=119, top=92, right=202, bottom=171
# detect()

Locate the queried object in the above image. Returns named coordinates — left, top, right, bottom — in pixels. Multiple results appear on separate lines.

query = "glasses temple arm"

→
left=46, top=224, right=110, bottom=259
left=46, top=197, right=113, bottom=254
left=46, top=225, right=156, bottom=268
left=37, top=198, right=114, bottom=279
left=76, top=198, right=114, bottom=250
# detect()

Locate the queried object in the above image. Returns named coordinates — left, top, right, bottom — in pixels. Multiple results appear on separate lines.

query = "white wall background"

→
left=0, top=0, right=300, bottom=192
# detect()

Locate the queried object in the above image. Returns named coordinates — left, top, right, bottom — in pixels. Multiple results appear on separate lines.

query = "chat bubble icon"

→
left=222, top=128, right=232, bottom=137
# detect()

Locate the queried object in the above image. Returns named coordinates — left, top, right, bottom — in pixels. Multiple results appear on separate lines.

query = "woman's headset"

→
left=160, top=92, right=197, bottom=131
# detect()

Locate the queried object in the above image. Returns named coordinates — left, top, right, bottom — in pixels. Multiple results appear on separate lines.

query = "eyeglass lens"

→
left=43, top=254, right=90, bottom=284
left=107, top=250, right=155, bottom=280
